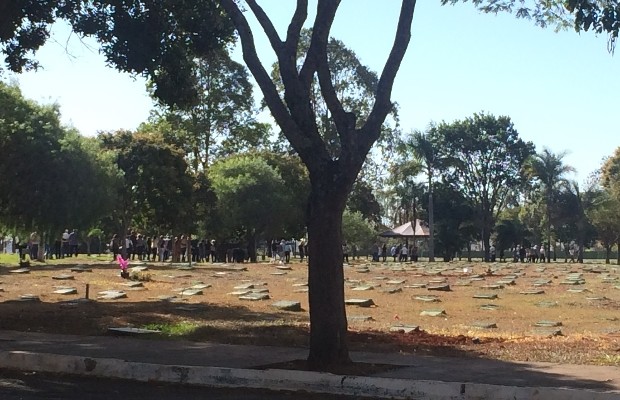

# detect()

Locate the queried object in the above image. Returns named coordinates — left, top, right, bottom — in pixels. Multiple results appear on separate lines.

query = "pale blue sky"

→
left=7, top=1, right=619, bottom=182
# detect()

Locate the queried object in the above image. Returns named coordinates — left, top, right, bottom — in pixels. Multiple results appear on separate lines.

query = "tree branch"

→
left=361, top=0, right=416, bottom=149
left=298, top=0, right=341, bottom=89
left=220, top=0, right=329, bottom=170
left=245, top=0, right=283, bottom=52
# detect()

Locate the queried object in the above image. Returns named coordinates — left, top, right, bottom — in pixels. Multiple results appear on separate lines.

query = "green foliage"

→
left=209, top=154, right=292, bottom=241
left=434, top=112, right=535, bottom=258
left=142, top=48, right=270, bottom=172
left=342, top=209, right=376, bottom=250
left=347, top=180, right=382, bottom=225
left=0, top=81, right=115, bottom=233
left=99, top=129, right=194, bottom=233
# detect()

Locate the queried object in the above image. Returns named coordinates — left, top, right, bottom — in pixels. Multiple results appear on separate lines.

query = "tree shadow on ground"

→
left=0, top=299, right=617, bottom=392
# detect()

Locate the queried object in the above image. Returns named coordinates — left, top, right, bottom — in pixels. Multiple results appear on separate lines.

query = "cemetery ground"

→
left=0, top=253, right=619, bottom=372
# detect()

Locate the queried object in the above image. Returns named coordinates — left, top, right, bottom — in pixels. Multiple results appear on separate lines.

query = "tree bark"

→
left=306, top=171, right=351, bottom=369
left=428, top=181, right=434, bottom=262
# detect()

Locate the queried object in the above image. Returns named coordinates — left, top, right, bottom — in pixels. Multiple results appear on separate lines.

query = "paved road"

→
left=0, top=369, right=362, bottom=400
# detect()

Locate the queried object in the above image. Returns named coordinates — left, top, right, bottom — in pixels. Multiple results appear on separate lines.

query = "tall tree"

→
left=143, top=48, right=271, bottom=172
left=99, top=130, right=194, bottom=236
left=435, top=112, right=535, bottom=261
left=397, top=127, right=441, bottom=261
left=525, top=148, right=575, bottom=262
left=209, top=154, right=290, bottom=261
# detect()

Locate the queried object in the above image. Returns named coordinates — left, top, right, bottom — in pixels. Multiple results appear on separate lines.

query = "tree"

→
left=435, top=112, right=535, bottom=261
left=342, top=210, right=376, bottom=254
left=0, top=81, right=114, bottom=243
left=397, top=127, right=441, bottom=261
left=587, top=189, right=620, bottom=264
left=431, top=182, right=477, bottom=262
left=99, top=130, right=194, bottom=237
left=142, top=48, right=271, bottom=172
left=209, top=154, right=290, bottom=261
left=525, top=148, right=575, bottom=262
left=347, top=180, right=382, bottom=225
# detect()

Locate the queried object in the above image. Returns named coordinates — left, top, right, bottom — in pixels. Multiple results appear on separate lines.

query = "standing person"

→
left=61, top=229, right=69, bottom=258
left=210, top=240, right=217, bottom=262
left=352, top=243, right=358, bottom=260
left=284, top=240, right=292, bottom=263
left=382, top=244, right=387, bottom=262
left=135, top=234, right=145, bottom=261
left=150, top=235, right=159, bottom=261
left=298, top=239, right=305, bottom=262
left=180, top=235, right=188, bottom=262
left=399, top=244, right=408, bottom=262
left=271, top=240, right=278, bottom=262
left=158, top=235, right=165, bottom=262
left=390, top=245, right=397, bottom=262
left=342, top=242, right=349, bottom=264
left=68, top=229, right=78, bottom=257
left=53, top=237, right=61, bottom=259
left=110, top=234, right=120, bottom=261
left=29, top=231, right=40, bottom=260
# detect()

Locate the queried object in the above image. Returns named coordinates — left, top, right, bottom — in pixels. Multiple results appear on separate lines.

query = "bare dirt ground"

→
left=0, top=254, right=619, bottom=366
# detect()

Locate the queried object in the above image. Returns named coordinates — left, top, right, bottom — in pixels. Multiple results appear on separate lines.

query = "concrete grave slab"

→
left=390, top=324, right=420, bottom=333
left=97, top=290, right=127, bottom=300
left=567, top=288, right=590, bottom=293
left=228, top=290, right=252, bottom=296
left=53, top=287, right=77, bottom=295
left=191, top=284, right=211, bottom=290
left=344, top=298, right=375, bottom=307
left=520, top=289, right=545, bottom=295
left=473, top=294, right=498, bottom=300
left=19, top=294, right=40, bottom=302
left=535, top=320, right=562, bottom=327
left=351, top=285, right=374, bottom=291
left=293, top=288, right=308, bottom=293
left=480, top=304, right=500, bottom=310
left=270, top=272, right=287, bottom=276
left=420, top=309, right=446, bottom=317
left=52, top=274, right=74, bottom=280
left=382, top=287, right=402, bottom=294
left=481, top=284, right=504, bottom=290
left=427, top=284, right=451, bottom=292
left=179, top=289, right=203, bottom=296
left=155, top=295, right=177, bottom=302
left=271, top=300, right=302, bottom=312
left=403, top=283, right=426, bottom=289
left=415, top=295, right=440, bottom=303
left=470, top=321, right=497, bottom=329
left=239, top=293, right=270, bottom=301
left=347, top=315, right=374, bottom=322
left=10, top=268, right=30, bottom=274
left=122, top=281, right=144, bottom=288
left=292, top=283, right=308, bottom=287
left=387, top=280, right=406, bottom=285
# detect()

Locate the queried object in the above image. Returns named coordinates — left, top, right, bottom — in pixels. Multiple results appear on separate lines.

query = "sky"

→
left=6, top=1, right=619, bottom=183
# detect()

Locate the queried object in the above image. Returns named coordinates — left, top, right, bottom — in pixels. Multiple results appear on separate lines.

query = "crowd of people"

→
left=110, top=232, right=219, bottom=263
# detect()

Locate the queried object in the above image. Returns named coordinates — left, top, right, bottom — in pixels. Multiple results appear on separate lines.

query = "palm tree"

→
left=525, top=148, right=575, bottom=262
left=398, top=128, right=438, bottom=261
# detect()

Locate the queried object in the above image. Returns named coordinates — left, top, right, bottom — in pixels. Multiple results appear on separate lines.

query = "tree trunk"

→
left=247, top=231, right=257, bottom=263
left=605, top=244, right=611, bottom=264
left=306, top=174, right=351, bottom=369
left=482, top=227, right=491, bottom=263
left=428, top=180, right=434, bottom=262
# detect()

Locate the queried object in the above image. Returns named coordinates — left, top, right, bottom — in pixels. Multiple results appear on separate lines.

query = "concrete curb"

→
left=1, top=351, right=618, bottom=400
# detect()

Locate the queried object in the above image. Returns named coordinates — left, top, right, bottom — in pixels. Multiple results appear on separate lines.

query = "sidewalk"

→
left=0, top=330, right=618, bottom=399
